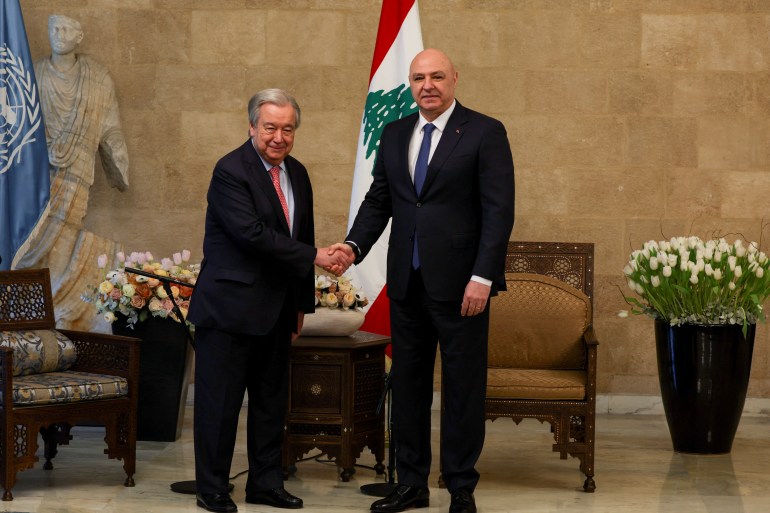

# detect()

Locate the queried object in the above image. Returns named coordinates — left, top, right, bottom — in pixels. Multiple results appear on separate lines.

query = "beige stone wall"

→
left=19, top=0, right=770, bottom=398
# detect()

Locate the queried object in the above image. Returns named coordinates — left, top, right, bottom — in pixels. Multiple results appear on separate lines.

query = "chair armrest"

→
left=59, top=329, right=141, bottom=380
left=583, top=325, right=599, bottom=402
left=0, top=347, right=14, bottom=409
left=583, top=325, right=599, bottom=346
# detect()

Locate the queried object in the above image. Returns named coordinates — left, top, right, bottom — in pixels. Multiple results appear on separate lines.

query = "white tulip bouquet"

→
left=622, top=236, right=770, bottom=333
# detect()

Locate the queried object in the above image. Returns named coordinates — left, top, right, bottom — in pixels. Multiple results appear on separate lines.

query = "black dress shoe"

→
left=370, top=484, right=429, bottom=512
left=196, top=493, right=238, bottom=513
left=245, top=487, right=303, bottom=509
left=449, top=489, right=476, bottom=513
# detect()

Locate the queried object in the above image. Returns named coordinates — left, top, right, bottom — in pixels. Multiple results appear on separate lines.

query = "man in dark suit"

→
left=188, top=89, right=349, bottom=513
left=338, top=49, right=515, bottom=513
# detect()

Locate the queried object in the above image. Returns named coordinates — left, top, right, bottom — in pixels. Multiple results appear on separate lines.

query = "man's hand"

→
left=326, top=243, right=356, bottom=276
left=461, top=280, right=491, bottom=317
left=292, top=311, right=305, bottom=342
left=314, top=245, right=354, bottom=276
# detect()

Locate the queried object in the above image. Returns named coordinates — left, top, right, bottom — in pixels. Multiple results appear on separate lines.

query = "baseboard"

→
left=188, top=386, right=770, bottom=418
left=430, top=392, right=770, bottom=417
left=598, top=394, right=770, bottom=417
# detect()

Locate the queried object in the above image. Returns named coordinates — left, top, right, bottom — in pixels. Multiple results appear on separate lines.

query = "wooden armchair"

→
left=483, top=241, right=598, bottom=492
left=0, top=268, right=140, bottom=500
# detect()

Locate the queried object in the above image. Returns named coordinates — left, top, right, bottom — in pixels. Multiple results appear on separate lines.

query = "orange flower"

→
left=134, top=283, right=153, bottom=299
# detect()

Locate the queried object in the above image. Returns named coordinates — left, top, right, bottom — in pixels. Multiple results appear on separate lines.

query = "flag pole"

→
left=350, top=0, right=424, bottom=497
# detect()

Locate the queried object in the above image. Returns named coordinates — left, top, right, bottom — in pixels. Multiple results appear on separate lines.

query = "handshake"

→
left=314, top=242, right=356, bottom=276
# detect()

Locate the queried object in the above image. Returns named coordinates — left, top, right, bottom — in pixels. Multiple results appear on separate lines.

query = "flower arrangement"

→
left=622, top=236, right=770, bottom=332
left=82, top=250, right=200, bottom=328
left=314, top=274, right=369, bottom=310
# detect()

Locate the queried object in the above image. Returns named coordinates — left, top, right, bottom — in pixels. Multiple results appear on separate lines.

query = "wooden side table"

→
left=282, top=331, right=389, bottom=481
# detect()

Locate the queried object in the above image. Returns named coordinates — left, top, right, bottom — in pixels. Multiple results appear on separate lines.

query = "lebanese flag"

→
left=347, top=0, right=424, bottom=351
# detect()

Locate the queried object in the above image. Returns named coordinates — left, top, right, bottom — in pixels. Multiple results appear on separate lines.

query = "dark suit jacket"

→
left=188, top=140, right=317, bottom=336
left=347, top=101, right=515, bottom=301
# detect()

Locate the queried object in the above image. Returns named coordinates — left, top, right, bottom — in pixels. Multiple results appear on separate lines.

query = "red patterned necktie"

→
left=269, top=166, right=290, bottom=227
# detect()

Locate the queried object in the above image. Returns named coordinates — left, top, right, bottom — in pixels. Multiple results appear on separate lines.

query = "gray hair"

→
left=247, top=88, right=301, bottom=129
left=48, top=14, right=82, bottom=32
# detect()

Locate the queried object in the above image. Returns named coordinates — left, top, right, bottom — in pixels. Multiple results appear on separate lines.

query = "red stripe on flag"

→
left=360, top=285, right=391, bottom=337
left=369, top=0, right=417, bottom=82
left=360, top=285, right=392, bottom=358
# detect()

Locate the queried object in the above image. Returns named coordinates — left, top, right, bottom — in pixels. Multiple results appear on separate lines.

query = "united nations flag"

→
left=0, top=0, right=50, bottom=270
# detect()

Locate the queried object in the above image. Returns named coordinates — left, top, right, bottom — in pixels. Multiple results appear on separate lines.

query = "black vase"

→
left=654, top=319, right=755, bottom=454
left=112, top=314, right=193, bottom=442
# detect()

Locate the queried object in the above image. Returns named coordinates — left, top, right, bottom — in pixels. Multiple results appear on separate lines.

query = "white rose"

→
left=315, top=275, right=333, bottom=289
left=104, top=311, right=116, bottom=323
left=122, top=283, right=136, bottom=297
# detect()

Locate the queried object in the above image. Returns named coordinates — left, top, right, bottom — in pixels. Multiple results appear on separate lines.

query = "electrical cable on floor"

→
left=229, top=451, right=327, bottom=480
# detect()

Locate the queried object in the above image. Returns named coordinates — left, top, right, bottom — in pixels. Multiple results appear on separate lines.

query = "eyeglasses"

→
left=260, top=124, right=295, bottom=137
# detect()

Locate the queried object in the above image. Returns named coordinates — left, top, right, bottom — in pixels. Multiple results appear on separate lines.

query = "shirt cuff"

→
left=471, top=275, right=493, bottom=287
left=344, top=240, right=361, bottom=259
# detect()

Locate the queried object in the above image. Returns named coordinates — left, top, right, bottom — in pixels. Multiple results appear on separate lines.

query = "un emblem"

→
left=0, top=44, right=42, bottom=175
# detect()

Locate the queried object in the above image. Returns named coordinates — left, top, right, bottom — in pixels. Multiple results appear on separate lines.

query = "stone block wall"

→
left=19, top=0, right=770, bottom=397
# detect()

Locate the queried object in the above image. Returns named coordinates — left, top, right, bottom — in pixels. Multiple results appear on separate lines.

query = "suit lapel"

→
left=285, top=158, right=302, bottom=239
left=421, top=103, right=468, bottom=196
left=397, top=114, right=419, bottom=197
left=243, top=141, right=291, bottom=235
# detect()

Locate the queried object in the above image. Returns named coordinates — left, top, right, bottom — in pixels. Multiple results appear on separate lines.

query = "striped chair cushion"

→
left=0, top=330, right=77, bottom=376
left=1, top=371, right=128, bottom=406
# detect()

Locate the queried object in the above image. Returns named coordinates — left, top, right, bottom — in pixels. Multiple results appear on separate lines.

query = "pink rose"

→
left=130, top=296, right=146, bottom=309
left=161, top=297, right=175, bottom=313
left=109, top=288, right=122, bottom=300
left=148, top=297, right=163, bottom=312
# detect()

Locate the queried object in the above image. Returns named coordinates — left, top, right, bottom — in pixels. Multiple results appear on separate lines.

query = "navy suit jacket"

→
left=347, top=101, right=515, bottom=301
left=188, top=140, right=316, bottom=336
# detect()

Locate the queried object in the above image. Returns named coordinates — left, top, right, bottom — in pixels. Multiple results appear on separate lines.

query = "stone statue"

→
left=16, top=14, right=129, bottom=331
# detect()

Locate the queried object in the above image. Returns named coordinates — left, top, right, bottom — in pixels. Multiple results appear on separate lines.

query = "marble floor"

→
left=3, top=399, right=770, bottom=513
